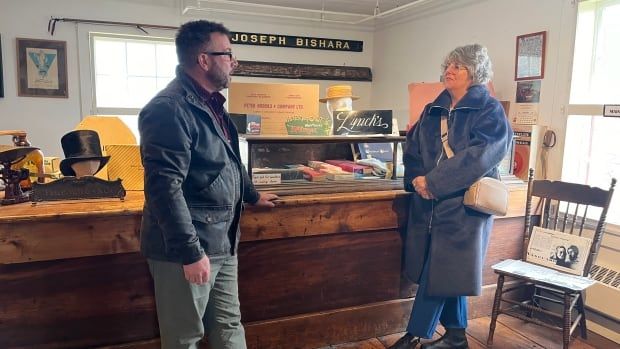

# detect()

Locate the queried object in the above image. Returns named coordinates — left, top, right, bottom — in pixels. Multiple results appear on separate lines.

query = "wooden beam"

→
left=234, top=60, right=372, bottom=81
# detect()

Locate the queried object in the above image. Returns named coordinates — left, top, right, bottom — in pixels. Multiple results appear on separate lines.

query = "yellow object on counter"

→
left=105, top=144, right=143, bottom=191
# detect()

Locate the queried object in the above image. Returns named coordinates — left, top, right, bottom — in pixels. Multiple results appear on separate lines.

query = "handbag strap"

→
left=441, top=114, right=504, bottom=182
left=440, top=115, right=455, bottom=158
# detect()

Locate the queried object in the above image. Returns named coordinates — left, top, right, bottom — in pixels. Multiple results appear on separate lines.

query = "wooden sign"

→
left=31, top=177, right=125, bottom=202
left=333, top=110, right=393, bottom=135
left=232, top=32, right=362, bottom=52
left=234, top=60, right=372, bottom=81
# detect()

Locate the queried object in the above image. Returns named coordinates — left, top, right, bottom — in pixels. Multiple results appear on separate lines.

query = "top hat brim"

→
left=319, top=95, right=360, bottom=103
left=60, top=155, right=110, bottom=177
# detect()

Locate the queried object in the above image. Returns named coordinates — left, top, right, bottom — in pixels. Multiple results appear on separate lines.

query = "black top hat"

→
left=59, top=130, right=110, bottom=176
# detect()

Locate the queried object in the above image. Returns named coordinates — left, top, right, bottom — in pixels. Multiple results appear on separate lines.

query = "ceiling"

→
left=196, top=0, right=420, bottom=15
left=181, top=0, right=438, bottom=26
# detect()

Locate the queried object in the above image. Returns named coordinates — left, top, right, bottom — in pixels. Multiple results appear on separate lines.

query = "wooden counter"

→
left=0, top=185, right=527, bottom=349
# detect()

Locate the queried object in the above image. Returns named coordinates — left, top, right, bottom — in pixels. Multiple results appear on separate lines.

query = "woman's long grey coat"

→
left=403, top=84, right=512, bottom=297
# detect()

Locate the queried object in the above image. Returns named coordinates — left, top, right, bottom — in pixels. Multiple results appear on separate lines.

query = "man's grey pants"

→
left=148, top=256, right=246, bottom=349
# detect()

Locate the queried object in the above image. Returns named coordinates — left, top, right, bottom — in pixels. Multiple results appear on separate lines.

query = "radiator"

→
left=585, top=231, right=620, bottom=343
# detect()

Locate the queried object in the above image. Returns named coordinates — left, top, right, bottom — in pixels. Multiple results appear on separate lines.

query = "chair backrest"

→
left=523, top=169, right=616, bottom=277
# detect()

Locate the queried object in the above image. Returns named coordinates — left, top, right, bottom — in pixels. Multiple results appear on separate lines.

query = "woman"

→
left=390, top=44, right=512, bottom=349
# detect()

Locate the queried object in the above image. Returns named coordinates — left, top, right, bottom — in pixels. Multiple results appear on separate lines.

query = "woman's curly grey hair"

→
left=441, top=44, right=493, bottom=85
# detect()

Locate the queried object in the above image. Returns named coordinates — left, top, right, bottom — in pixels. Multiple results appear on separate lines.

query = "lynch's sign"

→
left=231, top=32, right=363, bottom=52
left=333, top=110, right=393, bottom=135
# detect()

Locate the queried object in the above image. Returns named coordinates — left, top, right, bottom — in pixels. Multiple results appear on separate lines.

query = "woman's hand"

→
left=412, top=176, right=434, bottom=200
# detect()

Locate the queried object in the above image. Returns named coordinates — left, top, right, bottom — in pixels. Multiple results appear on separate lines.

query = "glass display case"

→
left=240, top=135, right=406, bottom=195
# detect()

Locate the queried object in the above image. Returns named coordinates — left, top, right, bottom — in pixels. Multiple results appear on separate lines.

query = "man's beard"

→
left=207, top=66, right=230, bottom=90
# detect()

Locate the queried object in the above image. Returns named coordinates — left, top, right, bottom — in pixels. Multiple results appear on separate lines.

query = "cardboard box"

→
left=104, top=144, right=144, bottom=191
left=228, top=82, right=319, bottom=135
left=43, top=157, right=60, bottom=174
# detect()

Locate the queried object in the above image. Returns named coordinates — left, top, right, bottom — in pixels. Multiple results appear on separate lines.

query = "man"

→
left=139, top=20, right=278, bottom=349
left=554, top=245, right=571, bottom=268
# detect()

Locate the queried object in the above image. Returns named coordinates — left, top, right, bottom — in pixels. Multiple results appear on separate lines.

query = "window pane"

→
left=569, top=7, right=594, bottom=103
left=96, top=75, right=128, bottom=108
left=92, top=34, right=175, bottom=112
left=565, top=1, right=620, bottom=226
left=157, top=44, right=177, bottom=77
left=562, top=115, right=620, bottom=225
left=591, top=3, right=620, bottom=103
left=571, top=1, right=620, bottom=104
left=94, top=40, right=126, bottom=76
left=127, top=76, right=158, bottom=108
left=157, top=77, right=174, bottom=90
left=127, top=42, right=157, bottom=77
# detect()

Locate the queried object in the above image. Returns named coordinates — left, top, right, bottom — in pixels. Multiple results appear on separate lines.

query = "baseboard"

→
left=586, top=306, right=620, bottom=344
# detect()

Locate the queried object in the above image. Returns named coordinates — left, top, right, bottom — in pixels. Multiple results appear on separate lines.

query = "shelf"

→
left=241, top=135, right=405, bottom=144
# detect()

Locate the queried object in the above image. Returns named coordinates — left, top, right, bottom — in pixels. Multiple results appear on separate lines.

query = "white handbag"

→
left=440, top=115, right=508, bottom=216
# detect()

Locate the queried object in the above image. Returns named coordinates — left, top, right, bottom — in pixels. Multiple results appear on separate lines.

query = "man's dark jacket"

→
left=139, top=66, right=259, bottom=265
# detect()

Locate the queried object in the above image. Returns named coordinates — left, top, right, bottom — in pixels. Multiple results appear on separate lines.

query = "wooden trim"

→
left=234, top=60, right=372, bottom=81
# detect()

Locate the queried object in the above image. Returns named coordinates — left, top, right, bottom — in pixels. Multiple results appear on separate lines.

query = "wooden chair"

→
left=487, top=169, right=616, bottom=349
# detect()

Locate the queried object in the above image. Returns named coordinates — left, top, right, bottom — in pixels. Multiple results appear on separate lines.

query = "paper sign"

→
left=603, top=104, right=620, bottom=118
left=251, top=173, right=281, bottom=185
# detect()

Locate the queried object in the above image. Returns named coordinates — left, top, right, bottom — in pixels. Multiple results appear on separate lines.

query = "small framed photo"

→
left=16, top=38, right=68, bottom=98
left=515, top=31, right=546, bottom=81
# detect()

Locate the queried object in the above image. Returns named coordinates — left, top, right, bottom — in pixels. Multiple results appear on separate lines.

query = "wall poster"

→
left=16, top=38, right=68, bottom=98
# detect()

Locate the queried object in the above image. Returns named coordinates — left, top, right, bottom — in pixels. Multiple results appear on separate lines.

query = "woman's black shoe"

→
left=420, top=328, right=468, bottom=349
left=388, top=333, right=421, bottom=349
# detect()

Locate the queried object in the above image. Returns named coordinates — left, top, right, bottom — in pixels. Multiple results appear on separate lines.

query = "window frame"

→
left=89, top=32, right=176, bottom=116
left=563, top=0, right=620, bottom=228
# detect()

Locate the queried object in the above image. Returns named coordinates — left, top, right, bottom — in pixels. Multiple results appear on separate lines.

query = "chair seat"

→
left=492, top=259, right=595, bottom=291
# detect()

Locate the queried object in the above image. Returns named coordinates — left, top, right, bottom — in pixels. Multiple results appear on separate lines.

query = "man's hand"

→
left=253, top=192, right=279, bottom=207
left=183, top=255, right=210, bottom=285
left=412, top=176, right=435, bottom=200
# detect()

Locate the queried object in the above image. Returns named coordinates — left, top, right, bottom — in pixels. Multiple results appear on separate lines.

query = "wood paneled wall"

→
left=0, top=188, right=527, bottom=348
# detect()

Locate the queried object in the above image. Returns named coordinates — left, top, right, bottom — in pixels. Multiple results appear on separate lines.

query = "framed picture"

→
left=0, top=34, right=4, bottom=98
left=16, top=38, right=68, bottom=98
left=515, top=31, right=546, bottom=81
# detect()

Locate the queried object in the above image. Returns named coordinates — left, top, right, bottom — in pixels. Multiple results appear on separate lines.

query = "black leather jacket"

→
left=139, top=66, right=259, bottom=264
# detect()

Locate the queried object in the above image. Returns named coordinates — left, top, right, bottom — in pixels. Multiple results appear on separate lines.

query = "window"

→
left=563, top=0, right=620, bottom=225
left=90, top=33, right=177, bottom=138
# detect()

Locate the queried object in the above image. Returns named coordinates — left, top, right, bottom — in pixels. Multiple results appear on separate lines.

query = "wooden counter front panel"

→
left=0, top=253, right=157, bottom=349
left=240, top=194, right=409, bottom=241
left=0, top=215, right=142, bottom=264
left=238, top=230, right=402, bottom=322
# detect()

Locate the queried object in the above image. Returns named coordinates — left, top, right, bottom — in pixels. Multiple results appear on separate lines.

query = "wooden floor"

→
left=320, top=316, right=618, bottom=349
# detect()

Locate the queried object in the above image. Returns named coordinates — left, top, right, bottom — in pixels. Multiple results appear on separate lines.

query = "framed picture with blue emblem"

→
left=16, top=38, right=68, bottom=98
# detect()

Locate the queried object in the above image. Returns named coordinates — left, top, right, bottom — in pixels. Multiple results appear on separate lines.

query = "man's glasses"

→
left=203, top=51, right=236, bottom=60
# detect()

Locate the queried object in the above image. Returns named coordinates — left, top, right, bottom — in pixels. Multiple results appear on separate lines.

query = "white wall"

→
left=1, top=0, right=578, bottom=180
left=371, top=0, right=577, bottom=181
left=0, top=0, right=374, bottom=157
